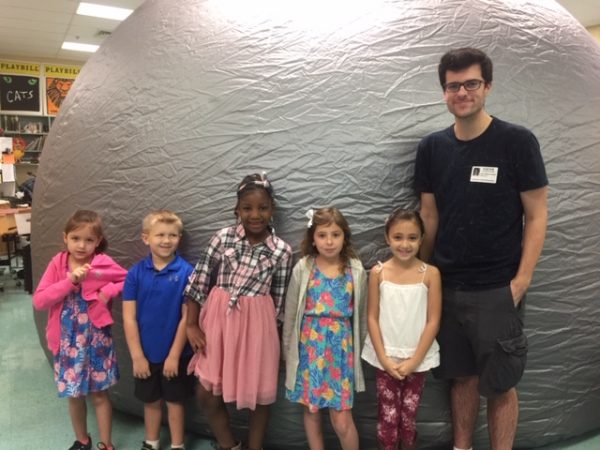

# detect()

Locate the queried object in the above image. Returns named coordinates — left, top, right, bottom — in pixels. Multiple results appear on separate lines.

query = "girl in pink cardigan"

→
left=33, top=210, right=127, bottom=450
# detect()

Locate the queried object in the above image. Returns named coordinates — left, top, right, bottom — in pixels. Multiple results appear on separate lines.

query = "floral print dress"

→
left=54, top=292, right=119, bottom=398
left=286, top=265, right=354, bottom=412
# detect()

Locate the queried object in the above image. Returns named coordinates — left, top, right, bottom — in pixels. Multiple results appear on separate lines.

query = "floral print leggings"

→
left=375, top=369, right=426, bottom=449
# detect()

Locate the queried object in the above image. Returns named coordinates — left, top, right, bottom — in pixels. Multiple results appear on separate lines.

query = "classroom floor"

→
left=1, top=267, right=599, bottom=450
left=0, top=266, right=217, bottom=450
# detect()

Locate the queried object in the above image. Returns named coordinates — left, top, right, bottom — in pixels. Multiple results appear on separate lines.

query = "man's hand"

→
left=510, top=276, right=530, bottom=306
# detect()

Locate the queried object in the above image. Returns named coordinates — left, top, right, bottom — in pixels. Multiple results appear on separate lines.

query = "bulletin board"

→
left=0, top=75, right=42, bottom=113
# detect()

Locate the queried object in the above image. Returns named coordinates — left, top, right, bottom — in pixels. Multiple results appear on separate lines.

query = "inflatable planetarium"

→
left=32, top=0, right=600, bottom=448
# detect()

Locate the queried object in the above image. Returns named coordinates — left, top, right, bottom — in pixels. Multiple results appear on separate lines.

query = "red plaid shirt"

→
left=184, top=223, right=292, bottom=319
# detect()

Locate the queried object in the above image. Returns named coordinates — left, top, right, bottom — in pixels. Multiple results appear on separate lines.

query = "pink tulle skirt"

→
left=187, top=287, right=280, bottom=410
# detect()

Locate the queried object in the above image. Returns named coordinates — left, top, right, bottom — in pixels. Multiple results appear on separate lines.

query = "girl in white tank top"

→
left=362, top=209, right=442, bottom=450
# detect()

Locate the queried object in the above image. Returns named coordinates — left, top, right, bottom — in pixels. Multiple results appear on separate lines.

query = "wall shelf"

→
left=1, top=113, right=53, bottom=169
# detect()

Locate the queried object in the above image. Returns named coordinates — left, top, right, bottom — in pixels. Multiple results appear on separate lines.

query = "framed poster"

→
left=0, top=75, right=41, bottom=113
left=46, top=77, right=74, bottom=115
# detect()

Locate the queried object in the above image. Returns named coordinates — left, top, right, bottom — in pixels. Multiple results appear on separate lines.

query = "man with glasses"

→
left=414, top=48, right=548, bottom=450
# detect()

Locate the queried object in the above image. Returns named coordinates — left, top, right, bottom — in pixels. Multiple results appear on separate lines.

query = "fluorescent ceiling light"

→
left=62, top=41, right=100, bottom=53
left=76, top=2, right=133, bottom=21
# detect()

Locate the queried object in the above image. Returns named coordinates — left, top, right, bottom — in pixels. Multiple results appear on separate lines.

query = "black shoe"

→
left=140, top=442, right=156, bottom=450
left=68, top=437, right=92, bottom=450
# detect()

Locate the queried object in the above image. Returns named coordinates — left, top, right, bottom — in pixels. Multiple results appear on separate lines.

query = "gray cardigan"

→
left=282, top=256, right=367, bottom=392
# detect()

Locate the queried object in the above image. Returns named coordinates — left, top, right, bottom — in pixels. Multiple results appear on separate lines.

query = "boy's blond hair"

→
left=142, top=210, right=183, bottom=234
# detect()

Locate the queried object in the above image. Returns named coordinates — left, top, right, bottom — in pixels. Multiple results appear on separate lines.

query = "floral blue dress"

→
left=286, top=266, right=354, bottom=412
left=54, top=292, right=119, bottom=397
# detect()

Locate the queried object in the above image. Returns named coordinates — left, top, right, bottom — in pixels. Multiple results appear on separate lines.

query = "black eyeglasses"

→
left=444, top=79, right=484, bottom=93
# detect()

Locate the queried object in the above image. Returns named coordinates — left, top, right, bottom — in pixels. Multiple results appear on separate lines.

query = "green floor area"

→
left=1, top=269, right=599, bottom=450
left=0, top=269, right=216, bottom=450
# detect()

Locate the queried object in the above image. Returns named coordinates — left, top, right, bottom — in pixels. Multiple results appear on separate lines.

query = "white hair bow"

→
left=238, top=170, right=271, bottom=192
left=305, top=209, right=314, bottom=228
left=255, top=171, right=270, bottom=188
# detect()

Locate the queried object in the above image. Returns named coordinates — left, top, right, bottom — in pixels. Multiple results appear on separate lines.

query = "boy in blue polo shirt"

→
left=123, top=210, right=194, bottom=450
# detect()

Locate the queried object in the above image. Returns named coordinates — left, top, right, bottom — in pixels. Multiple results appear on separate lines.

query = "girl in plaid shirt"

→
left=185, top=173, right=292, bottom=450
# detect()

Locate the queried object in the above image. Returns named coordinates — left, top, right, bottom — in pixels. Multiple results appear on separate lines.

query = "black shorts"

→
left=134, top=355, right=195, bottom=403
left=432, top=285, right=528, bottom=398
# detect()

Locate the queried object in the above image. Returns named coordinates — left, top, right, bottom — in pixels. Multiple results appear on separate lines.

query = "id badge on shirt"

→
left=470, top=166, right=498, bottom=184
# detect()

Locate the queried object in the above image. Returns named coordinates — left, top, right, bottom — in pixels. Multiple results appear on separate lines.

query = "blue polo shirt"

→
left=123, top=254, right=194, bottom=363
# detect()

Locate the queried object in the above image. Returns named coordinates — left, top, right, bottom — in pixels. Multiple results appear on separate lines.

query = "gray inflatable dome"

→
left=32, top=0, right=600, bottom=448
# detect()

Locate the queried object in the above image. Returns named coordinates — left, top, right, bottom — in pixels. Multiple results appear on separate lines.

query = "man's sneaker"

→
left=141, top=442, right=157, bottom=450
left=68, top=437, right=92, bottom=450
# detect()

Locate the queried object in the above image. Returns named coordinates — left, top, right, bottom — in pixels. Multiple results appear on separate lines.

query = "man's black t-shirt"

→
left=414, top=117, right=548, bottom=289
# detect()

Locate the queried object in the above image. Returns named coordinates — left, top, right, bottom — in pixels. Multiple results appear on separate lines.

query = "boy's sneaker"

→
left=68, top=437, right=92, bottom=450
left=141, top=442, right=157, bottom=450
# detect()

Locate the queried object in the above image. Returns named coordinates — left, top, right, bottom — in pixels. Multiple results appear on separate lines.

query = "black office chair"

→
left=1, top=230, right=24, bottom=288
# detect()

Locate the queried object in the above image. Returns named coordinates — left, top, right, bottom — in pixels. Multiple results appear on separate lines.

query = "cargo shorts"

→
left=432, top=285, right=528, bottom=398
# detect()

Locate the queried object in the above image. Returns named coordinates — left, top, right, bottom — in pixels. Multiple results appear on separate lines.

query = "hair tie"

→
left=305, top=209, right=314, bottom=228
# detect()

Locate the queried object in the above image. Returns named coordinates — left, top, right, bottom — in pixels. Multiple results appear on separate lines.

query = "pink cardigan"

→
left=33, top=251, right=127, bottom=355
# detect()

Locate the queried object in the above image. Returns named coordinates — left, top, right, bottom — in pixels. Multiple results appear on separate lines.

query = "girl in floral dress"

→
left=362, top=209, right=442, bottom=450
left=283, top=207, right=367, bottom=450
left=34, top=210, right=127, bottom=450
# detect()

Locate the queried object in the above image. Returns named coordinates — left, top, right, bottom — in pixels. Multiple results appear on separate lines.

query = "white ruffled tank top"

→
left=362, top=263, right=440, bottom=372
